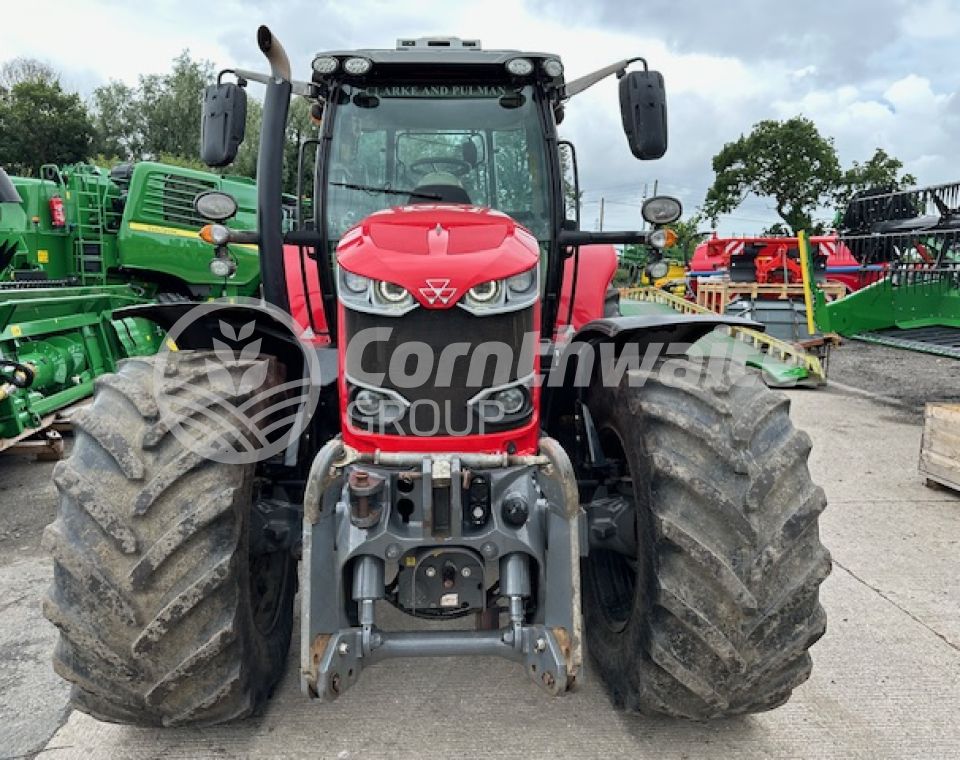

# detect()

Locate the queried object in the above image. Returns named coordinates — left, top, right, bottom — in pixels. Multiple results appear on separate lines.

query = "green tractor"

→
left=0, top=161, right=270, bottom=448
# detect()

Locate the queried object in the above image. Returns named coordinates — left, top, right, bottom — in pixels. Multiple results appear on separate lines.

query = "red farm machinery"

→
left=41, top=28, right=830, bottom=726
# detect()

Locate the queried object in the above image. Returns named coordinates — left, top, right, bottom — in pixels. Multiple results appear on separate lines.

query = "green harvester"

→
left=803, top=182, right=960, bottom=359
left=0, top=161, right=267, bottom=447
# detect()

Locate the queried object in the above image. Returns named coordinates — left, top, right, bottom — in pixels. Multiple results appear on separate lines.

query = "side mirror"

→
left=558, top=140, right=580, bottom=230
left=619, top=70, right=667, bottom=160
left=194, top=190, right=238, bottom=222
left=200, top=82, right=247, bottom=167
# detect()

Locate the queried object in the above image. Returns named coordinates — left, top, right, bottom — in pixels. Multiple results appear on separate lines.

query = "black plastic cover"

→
left=0, top=168, right=22, bottom=204
left=619, top=70, right=668, bottom=160
left=200, top=83, right=247, bottom=167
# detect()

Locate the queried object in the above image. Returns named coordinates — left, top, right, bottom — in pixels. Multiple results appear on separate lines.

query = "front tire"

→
left=43, top=351, right=296, bottom=726
left=583, top=357, right=830, bottom=718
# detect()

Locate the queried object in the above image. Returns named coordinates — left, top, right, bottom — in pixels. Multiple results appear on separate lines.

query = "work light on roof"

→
left=505, top=58, right=534, bottom=76
left=312, top=55, right=339, bottom=74
left=344, top=57, right=373, bottom=75
left=542, top=59, right=564, bottom=78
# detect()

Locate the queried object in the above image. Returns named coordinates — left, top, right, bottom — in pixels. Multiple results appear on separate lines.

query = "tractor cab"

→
left=315, top=41, right=559, bottom=247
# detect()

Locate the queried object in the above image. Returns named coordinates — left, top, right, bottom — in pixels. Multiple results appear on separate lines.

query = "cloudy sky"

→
left=3, top=0, right=958, bottom=233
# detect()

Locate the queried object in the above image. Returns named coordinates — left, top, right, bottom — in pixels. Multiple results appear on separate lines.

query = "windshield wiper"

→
left=330, top=181, right=441, bottom=201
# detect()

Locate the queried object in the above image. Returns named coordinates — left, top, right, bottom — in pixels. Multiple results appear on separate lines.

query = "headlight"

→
left=642, top=195, right=683, bottom=225
left=459, top=265, right=539, bottom=315
left=343, top=57, right=373, bottom=75
left=542, top=59, right=564, bottom=78
left=466, top=280, right=501, bottom=304
left=349, top=385, right=407, bottom=425
left=494, top=386, right=526, bottom=415
left=343, top=270, right=370, bottom=293
left=506, top=58, right=534, bottom=76
left=312, top=56, right=339, bottom=74
left=377, top=281, right=412, bottom=304
left=647, top=259, right=670, bottom=279
left=354, top=388, right=383, bottom=417
left=649, top=228, right=678, bottom=249
left=209, top=257, right=236, bottom=278
left=468, top=375, right=534, bottom=421
left=338, top=267, right=417, bottom=316
left=507, top=269, right=536, bottom=295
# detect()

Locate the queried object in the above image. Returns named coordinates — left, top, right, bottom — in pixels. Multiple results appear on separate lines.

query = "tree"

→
left=282, top=98, right=318, bottom=196
left=0, top=79, right=93, bottom=174
left=138, top=52, right=215, bottom=159
left=703, top=117, right=841, bottom=234
left=0, top=57, right=56, bottom=93
left=670, top=215, right=708, bottom=263
left=834, top=147, right=916, bottom=206
left=90, top=80, right=144, bottom=159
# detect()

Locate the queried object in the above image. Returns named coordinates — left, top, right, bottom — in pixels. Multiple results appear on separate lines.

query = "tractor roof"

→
left=312, top=37, right=564, bottom=86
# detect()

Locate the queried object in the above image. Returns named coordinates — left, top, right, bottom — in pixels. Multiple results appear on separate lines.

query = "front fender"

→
left=571, top=313, right=761, bottom=350
left=114, top=302, right=338, bottom=388
left=542, top=313, right=763, bottom=433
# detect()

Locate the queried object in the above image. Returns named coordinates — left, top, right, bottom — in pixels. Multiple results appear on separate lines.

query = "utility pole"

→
left=599, top=197, right=605, bottom=231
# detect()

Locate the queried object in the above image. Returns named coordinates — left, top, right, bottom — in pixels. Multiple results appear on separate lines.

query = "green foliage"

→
left=139, top=52, right=215, bottom=159
left=670, top=215, right=707, bottom=263
left=834, top=147, right=917, bottom=205
left=704, top=118, right=917, bottom=235
left=88, top=53, right=311, bottom=195
left=282, top=98, right=319, bottom=197
left=762, top=221, right=792, bottom=236
left=703, top=117, right=841, bottom=234
left=0, top=79, right=94, bottom=175
left=90, top=81, right=143, bottom=159
left=90, top=52, right=220, bottom=167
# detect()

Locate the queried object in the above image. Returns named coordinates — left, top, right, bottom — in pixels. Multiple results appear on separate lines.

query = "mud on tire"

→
left=583, top=357, right=831, bottom=719
left=43, top=351, right=296, bottom=727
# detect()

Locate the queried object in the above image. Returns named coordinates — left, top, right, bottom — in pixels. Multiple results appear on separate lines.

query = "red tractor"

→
left=43, top=27, right=829, bottom=726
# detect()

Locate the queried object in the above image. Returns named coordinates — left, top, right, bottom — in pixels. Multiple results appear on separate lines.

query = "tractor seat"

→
left=409, top=171, right=471, bottom=205
left=410, top=184, right=472, bottom=204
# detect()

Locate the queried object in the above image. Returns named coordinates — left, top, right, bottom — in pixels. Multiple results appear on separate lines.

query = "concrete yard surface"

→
left=1, top=380, right=959, bottom=759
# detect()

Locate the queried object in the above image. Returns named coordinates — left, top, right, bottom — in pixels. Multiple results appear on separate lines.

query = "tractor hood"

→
left=336, top=205, right=540, bottom=309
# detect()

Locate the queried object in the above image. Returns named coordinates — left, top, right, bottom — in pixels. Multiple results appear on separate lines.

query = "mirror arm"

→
left=228, top=68, right=317, bottom=98
left=563, top=57, right=647, bottom=99
left=558, top=229, right=650, bottom=250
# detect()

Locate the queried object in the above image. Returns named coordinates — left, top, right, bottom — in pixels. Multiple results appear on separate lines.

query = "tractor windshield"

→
left=324, top=84, right=551, bottom=242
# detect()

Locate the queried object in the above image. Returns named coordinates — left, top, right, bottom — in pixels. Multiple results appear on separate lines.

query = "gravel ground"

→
left=827, top=339, right=960, bottom=414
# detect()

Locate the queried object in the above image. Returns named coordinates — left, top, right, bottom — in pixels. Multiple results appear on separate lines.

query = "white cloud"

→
left=902, top=0, right=960, bottom=40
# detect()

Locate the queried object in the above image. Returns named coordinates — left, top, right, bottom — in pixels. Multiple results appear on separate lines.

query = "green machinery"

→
left=0, top=161, right=267, bottom=447
left=804, top=182, right=960, bottom=358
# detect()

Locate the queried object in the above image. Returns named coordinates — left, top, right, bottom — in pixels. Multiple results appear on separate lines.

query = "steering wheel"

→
left=409, top=157, right=472, bottom=178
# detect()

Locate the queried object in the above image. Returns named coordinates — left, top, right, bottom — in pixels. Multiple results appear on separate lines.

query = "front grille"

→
left=343, top=304, right=535, bottom=437
left=141, top=172, right=217, bottom=228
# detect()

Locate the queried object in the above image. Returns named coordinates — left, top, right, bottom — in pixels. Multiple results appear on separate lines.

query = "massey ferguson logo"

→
left=419, top=278, right=457, bottom=305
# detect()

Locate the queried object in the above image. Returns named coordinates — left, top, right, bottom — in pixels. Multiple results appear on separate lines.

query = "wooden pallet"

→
left=0, top=401, right=88, bottom=461
left=696, top=279, right=847, bottom=313
left=920, top=403, right=960, bottom=495
left=0, top=414, right=64, bottom=461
